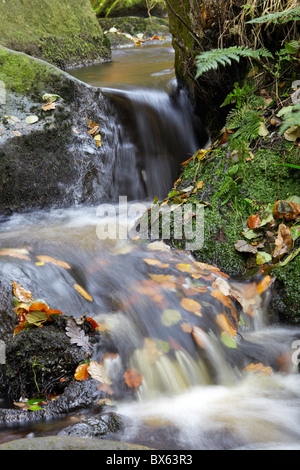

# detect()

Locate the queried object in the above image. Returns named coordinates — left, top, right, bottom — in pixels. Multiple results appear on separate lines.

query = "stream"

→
left=0, top=41, right=300, bottom=450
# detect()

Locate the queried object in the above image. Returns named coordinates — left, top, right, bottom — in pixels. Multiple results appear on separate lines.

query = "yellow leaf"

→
left=175, top=263, right=193, bottom=273
left=35, top=255, right=71, bottom=269
left=74, top=283, right=93, bottom=302
left=243, top=363, right=273, bottom=376
left=180, top=298, right=202, bottom=316
left=74, top=363, right=89, bottom=381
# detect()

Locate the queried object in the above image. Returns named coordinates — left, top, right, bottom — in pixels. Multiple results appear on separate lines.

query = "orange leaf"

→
left=86, top=317, right=99, bottom=330
left=74, top=363, right=89, bottom=381
left=248, top=214, right=261, bottom=229
left=124, top=369, right=143, bottom=389
left=35, top=255, right=71, bottom=269
left=14, top=324, right=26, bottom=336
left=12, top=281, right=32, bottom=303
left=210, top=289, right=232, bottom=309
left=243, top=363, right=273, bottom=376
left=181, top=322, right=193, bottom=333
left=192, top=326, right=207, bottom=349
left=180, top=298, right=202, bottom=316
left=74, top=283, right=93, bottom=302
left=256, top=275, right=272, bottom=294
left=29, top=302, right=48, bottom=312
left=216, top=313, right=236, bottom=337
left=0, top=248, right=30, bottom=261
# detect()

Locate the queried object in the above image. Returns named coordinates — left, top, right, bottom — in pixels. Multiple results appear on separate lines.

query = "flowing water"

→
left=0, top=42, right=300, bottom=450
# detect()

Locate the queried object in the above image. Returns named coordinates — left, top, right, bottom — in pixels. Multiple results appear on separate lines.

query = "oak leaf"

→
left=65, top=318, right=91, bottom=350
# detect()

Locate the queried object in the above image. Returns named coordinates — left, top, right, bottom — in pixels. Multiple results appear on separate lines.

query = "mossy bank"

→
left=0, top=0, right=111, bottom=69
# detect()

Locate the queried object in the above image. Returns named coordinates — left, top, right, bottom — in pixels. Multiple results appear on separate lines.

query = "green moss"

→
left=0, top=0, right=110, bottom=68
left=93, top=0, right=166, bottom=18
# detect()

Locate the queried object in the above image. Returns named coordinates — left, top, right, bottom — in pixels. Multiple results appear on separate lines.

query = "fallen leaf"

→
left=216, top=313, right=236, bottom=337
left=12, top=281, right=32, bottom=303
left=181, top=322, right=193, bottom=333
left=256, top=251, right=272, bottom=265
left=12, top=130, right=22, bottom=137
left=65, top=318, right=91, bottom=350
left=243, top=362, right=273, bottom=375
left=258, top=121, right=269, bottom=136
left=124, top=369, right=143, bottom=389
left=42, top=102, right=56, bottom=111
left=147, top=241, right=170, bottom=251
left=25, top=310, right=48, bottom=326
left=28, top=302, right=48, bottom=312
left=74, top=283, right=93, bottom=302
left=273, top=200, right=300, bottom=221
left=35, top=255, right=71, bottom=269
left=234, top=240, right=258, bottom=254
left=210, top=289, right=232, bottom=309
left=97, top=384, right=114, bottom=395
left=0, top=248, right=30, bottom=260
left=220, top=331, right=238, bottom=349
left=248, top=214, right=261, bottom=229
left=74, top=363, right=89, bottom=381
left=25, top=115, right=39, bottom=124
left=192, top=326, right=207, bottom=349
left=180, top=298, right=202, bottom=316
left=175, top=263, right=194, bottom=273
left=161, top=309, right=182, bottom=327
left=272, top=223, right=293, bottom=259
left=88, top=360, right=112, bottom=385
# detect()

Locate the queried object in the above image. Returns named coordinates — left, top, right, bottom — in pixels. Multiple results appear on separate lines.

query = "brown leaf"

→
left=216, top=313, right=236, bottom=337
left=248, top=214, right=261, bottom=229
left=273, top=200, right=300, bottom=221
left=88, top=361, right=112, bottom=385
left=42, top=102, right=56, bottom=112
left=12, top=281, right=32, bottom=303
left=192, top=326, right=207, bottom=349
left=124, top=369, right=143, bottom=389
left=272, top=223, right=293, bottom=259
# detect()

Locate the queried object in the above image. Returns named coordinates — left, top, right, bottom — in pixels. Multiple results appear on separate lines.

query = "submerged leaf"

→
left=161, top=309, right=182, bottom=327
left=180, top=298, right=202, bottom=316
left=221, top=331, right=238, bottom=349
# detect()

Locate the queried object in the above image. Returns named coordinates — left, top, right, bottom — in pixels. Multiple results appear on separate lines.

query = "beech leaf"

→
left=88, top=360, right=112, bottom=385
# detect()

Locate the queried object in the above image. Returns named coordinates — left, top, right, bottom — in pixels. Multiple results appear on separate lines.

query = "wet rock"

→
left=0, top=47, right=118, bottom=215
left=58, top=412, right=123, bottom=438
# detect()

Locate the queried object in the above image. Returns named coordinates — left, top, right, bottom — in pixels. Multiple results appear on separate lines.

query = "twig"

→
left=165, top=0, right=202, bottom=48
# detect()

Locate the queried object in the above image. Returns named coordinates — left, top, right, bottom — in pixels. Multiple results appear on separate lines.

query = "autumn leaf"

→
left=86, top=317, right=99, bottom=330
left=74, top=363, right=89, bottom=381
left=216, top=313, right=236, bottom=337
left=124, top=369, right=143, bottom=389
left=243, top=362, right=273, bottom=376
left=88, top=360, right=112, bottom=385
left=180, top=298, right=202, bottom=316
left=29, top=302, right=48, bottom=312
left=25, top=311, right=48, bottom=326
left=12, top=281, right=32, bottom=303
left=0, top=248, right=30, bottom=260
left=220, top=331, right=238, bottom=349
left=210, top=289, right=232, bottom=309
left=175, top=263, right=194, bottom=273
left=181, top=322, right=193, bottom=333
left=65, top=318, right=91, bottom=350
left=273, top=200, right=300, bottom=221
left=97, top=383, right=114, bottom=395
left=35, top=255, right=71, bottom=269
left=161, top=309, right=182, bottom=327
left=74, top=283, right=93, bottom=302
left=42, top=102, right=56, bottom=112
left=272, top=223, right=293, bottom=259
left=248, top=214, right=261, bottom=229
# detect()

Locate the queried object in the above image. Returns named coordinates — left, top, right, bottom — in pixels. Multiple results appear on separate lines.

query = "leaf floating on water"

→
left=220, top=331, right=238, bottom=349
left=192, top=326, right=207, bottom=349
left=0, top=248, right=30, bottom=260
left=216, top=313, right=236, bottom=337
left=74, top=283, right=93, bottom=302
left=65, top=318, right=92, bottom=350
left=124, top=369, right=143, bottom=389
left=74, top=363, right=89, bottom=381
left=147, top=241, right=170, bottom=252
left=161, top=309, right=182, bottom=327
left=88, top=360, right=112, bottom=385
left=180, top=298, right=202, bottom=316
left=175, top=263, right=194, bottom=273
left=243, top=362, right=273, bottom=376
left=12, top=281, right=32, bottom=303
left=35, top=255, right=71, bottom=269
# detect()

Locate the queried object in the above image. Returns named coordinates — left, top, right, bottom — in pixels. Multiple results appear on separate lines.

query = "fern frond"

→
left=246, top=6, right=300, bottom=25
left=195, top=46, right=273, bottom=79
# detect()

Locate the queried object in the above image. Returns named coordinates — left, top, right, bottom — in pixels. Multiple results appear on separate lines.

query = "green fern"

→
left=195, top=46, right=273, bottom=78
left=246, top=6, right=300, bottom=25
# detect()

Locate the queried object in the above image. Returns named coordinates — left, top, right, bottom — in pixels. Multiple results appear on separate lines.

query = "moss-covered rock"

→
left=0, top=47, right=117, bottom=214
left=0, top=0, right=111, bottom=68
left=92, top=0, right=167, bottom=18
